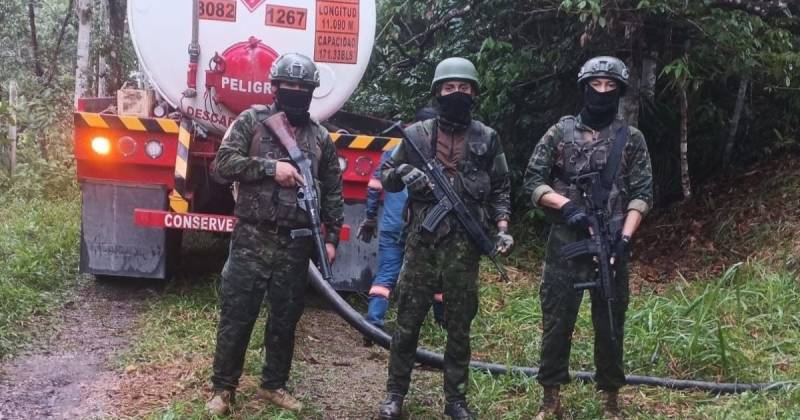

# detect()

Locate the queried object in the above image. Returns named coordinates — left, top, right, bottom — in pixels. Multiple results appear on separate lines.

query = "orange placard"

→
left=315, top=1, right=360, bottom=64
left=199, top=0, right=236, bottom=22
left=265, top=5, right=307, bottom=30
left=316, top=1, right=359, bottom=34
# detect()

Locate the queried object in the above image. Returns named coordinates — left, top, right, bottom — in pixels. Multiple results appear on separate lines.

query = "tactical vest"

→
left=551, top=116, right=628, bottom=234
left=234, top=105, right=322, bottom=227
left=403, top=119, right=495, bottom=244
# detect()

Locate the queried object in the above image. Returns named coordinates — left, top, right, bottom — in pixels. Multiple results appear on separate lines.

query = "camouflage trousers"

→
left=211, top=221, right=313, bottom=391
left=537, top=225, right=630, bottom=391
left=386, top=233, right=480, bottom=402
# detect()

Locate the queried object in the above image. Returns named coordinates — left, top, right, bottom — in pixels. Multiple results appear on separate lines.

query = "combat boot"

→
left=602, top=390, right=623, bottom=419
left=533, top=386, right=562, bottom=420
left=257, top=387, right=303, bottom=412
left=444, top=399, right=476, bottom=419
left=378, top=393, right=404, bottom=419
left=205, top=388, right=234, bottom=416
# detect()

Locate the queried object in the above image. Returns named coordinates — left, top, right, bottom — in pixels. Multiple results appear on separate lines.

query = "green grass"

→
left=0, top=193, right=82, bottom=357
left=123, top=245, right=800, bottom=419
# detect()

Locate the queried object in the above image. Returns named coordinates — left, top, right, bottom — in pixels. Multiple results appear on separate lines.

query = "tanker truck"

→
left=74, top=0, right=393, bottom=291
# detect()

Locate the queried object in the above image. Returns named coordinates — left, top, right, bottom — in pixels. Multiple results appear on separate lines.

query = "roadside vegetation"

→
left=0, top=192, right=80, bottom=357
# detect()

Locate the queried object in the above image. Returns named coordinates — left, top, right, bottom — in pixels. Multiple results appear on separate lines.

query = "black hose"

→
left=307, top=264, right=793, bottom=394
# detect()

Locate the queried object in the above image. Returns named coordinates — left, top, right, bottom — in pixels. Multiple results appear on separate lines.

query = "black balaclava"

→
left=436, top=91, right=473, bottom=132
left=579, top=82, right=620, bottom=130
left=275, top=87, right=313, bottom=126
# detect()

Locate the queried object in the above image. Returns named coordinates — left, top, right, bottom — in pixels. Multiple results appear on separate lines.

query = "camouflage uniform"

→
left=382, top=118, right=511, bottom=402
left=523, top=115, right=653, bottom=391
left=211, top=104, right=343, bottom=392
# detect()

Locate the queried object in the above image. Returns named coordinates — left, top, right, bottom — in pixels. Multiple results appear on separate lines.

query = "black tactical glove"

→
left=397, top=163, right=430, bottom=193
left=560, top=201, right=590, bottom=229
left=495, top=230, right=514, bottom=255
left=357, top=216, right=378, bottom=243
left=612, top=234, right=631, bottom=266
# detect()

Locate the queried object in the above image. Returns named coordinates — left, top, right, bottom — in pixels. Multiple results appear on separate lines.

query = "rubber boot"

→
left=534, top=386, right=561, bottom=420
left=378, top=393, right=404, bottom=419
left=444, top=399, right=476, bottom=419
left=602, top=390, right=623, bottom=420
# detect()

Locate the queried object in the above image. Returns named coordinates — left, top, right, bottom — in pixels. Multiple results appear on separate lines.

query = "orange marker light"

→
left=91, top=137, right=111, bottom=155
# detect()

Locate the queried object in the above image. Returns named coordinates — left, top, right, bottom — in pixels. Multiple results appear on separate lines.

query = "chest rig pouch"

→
left=550, top=117, right=629, bottom=233
left=403, top=120, right=494, bottom=245
left=238, top=105, right=321, bottom=227
left=454, top=122, right=494, bottom=229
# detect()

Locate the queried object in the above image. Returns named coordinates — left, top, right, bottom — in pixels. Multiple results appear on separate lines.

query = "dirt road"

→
left=0, top=280, right=158, bottom=420
left=0, top=279, right=434, bottom=419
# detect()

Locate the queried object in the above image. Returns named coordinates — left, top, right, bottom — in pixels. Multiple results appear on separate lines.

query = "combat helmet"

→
left=270, top=53, right=320, bottom=88
left=577, top=56, right=629, bottom=92
left=431, top=57, right=480, bottom=94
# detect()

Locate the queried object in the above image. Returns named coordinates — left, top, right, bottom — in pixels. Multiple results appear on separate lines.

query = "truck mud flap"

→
left=80, top=181, right=178, bottom=279
left=329, top=202, right=379, bottom=292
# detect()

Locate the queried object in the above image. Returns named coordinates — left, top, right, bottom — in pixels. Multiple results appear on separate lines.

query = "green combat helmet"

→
left=577, top=56, right=629, bottom=92
left=270, top=53, right=320, bottom=88
left=431, top=57, right=480, bottom=94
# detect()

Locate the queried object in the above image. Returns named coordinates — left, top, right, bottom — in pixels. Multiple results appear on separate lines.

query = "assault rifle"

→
left=264, top=112, right=333, bottom=282
left=387, top=121, right=511, bottom=283
left=559, top=172, right=618, bottom=341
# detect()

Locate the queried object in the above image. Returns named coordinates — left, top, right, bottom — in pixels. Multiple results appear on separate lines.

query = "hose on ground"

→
left=307, top=264, right=792, bottom=394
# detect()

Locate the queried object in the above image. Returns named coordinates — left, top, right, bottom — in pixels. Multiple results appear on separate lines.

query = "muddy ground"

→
left=0, top=280, right=437, bottom=419
left=0, top=280, right=160, bottom=419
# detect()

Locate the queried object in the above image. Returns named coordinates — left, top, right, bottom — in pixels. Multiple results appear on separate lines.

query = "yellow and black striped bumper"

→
left=74, top=112, right=179, bottom=134
left=170, top=119, right=193, bottom=213
left=329, top=133, right=401, bottom=151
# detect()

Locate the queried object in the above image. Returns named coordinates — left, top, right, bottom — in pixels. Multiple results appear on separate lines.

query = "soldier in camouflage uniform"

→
left=523, top=56, right=653, bottom=419
left=377, top=57, right=513, bottom=420
left=205, top=53, right=343, bottom=416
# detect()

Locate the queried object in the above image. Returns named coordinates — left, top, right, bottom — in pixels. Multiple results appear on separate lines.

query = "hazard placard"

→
left=265, top=5, right=307, bottom=30
left=199, top=0, right=237, bottom=22
left=315, top=0, right=359, bottom=64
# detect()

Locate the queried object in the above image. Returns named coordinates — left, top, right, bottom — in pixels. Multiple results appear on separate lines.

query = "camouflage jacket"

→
left=523, top=115, right=653, bottom=229
left=214, top=105, right=344, bottom=245
left=381, top=118, right=511, bottom=244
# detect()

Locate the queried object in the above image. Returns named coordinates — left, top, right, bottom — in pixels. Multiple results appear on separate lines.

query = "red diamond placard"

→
left=241, top=0, right=267, bottom=12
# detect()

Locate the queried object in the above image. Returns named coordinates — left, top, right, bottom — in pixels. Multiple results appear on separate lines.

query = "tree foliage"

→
left=0, top=0, right=136, bottom=192
left=348, top=0, right=800, bottom=206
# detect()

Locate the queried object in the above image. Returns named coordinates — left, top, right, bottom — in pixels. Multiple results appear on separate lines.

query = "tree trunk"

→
left=107, top=0, right=127, bottom=92
left=27, top=0, right=43, bottom=78
left=722, top=77, right=749, bottom=167
left=45, top=0, right=75, bottom=86
left=74, top=0, right=93, bottom=107
left=97, top=0, right=109, bottom=97
left=618, top=19, right=644, bottom=126
left=98, top=56, right=108, bottom=97
left=8, top=81, right=18, bottom=175
left=679, top=86, right=691, bottom=200
left=619, top=56, right=640, bottom=125
left=641, top=52, right=657, bottom=101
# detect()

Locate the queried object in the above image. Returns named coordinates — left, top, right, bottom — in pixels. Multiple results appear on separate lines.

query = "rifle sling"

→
left=405, top=122, right=435, bottom=161
left=598, top=122, right=630, bottom=203
left=249, top=113, right=270, bottom=158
